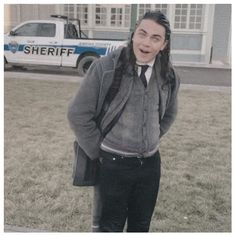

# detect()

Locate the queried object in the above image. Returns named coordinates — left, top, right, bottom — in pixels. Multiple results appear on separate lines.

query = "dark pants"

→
left=98, top=150, right=161, bottom=232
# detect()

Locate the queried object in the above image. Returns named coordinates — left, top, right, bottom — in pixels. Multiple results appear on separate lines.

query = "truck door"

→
left=5, top=22, right=61, bottom=66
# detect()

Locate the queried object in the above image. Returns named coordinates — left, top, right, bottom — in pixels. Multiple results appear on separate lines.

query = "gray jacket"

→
left=67, top=47, right=180, bottom=160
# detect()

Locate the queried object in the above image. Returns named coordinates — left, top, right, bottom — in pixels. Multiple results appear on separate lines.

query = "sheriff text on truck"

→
left=4, top=15, right=127, bottom=76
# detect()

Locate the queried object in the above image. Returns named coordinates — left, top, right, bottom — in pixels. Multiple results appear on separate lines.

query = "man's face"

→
left=132, top=19, right=167, bottom=63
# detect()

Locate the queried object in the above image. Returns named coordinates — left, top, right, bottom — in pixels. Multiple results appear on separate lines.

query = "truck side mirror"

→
left=10, top=31, right=16, bottom=36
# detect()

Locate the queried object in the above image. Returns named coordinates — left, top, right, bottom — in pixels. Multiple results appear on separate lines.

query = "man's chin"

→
left=136, top=52, right=156, bottom=63
left=136, top=57, right=154, bottom=64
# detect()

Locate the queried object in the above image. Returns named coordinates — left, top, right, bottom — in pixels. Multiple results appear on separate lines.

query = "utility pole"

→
left=130, top=4, right=138, bottom=33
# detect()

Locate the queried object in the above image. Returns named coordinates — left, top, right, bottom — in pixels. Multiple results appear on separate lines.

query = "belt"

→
left=100, top=149, right=157, bottom=165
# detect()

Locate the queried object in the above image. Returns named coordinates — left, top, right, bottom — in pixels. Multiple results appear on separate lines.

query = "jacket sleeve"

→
left=67, top=60, right=103, bottom=160
left=160, top=69, right=180, bottom=138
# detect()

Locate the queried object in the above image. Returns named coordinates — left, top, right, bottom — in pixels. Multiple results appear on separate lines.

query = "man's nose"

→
left=142, top=36, right=151, bottom=46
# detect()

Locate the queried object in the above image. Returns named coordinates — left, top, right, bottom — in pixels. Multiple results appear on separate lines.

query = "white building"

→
left=4, top=4, right=231, bottom=66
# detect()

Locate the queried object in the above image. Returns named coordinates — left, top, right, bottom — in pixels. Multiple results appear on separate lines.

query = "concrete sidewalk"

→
left=4, top=65, right=231, bottom=88
left=175, top=66, right=231, bottom=87
left=4, top=64, right=231, bottom=87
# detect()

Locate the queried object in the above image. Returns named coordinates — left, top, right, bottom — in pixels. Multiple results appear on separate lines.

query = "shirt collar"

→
left=136, top=57, right=156, bottom=68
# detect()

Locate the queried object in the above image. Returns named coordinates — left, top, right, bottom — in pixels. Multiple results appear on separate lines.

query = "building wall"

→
left=93, top=31, right=130, bottom=40
left=4, top=4, right=58, bottom=32
left=211, top=4, right=231, bottom=64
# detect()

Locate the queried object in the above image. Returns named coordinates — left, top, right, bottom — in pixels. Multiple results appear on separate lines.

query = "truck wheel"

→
left=77, top=55, right=99, bottom=77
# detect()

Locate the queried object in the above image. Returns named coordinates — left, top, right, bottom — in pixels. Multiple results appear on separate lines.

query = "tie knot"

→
left=140, top=65, right=149, bottom=75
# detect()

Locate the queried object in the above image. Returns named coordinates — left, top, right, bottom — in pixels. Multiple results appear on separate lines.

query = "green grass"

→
left=4, top=78, right=231, bottom=232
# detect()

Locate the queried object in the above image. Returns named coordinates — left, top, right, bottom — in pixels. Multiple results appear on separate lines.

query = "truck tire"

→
left=77, top=55, right=99, bottom=77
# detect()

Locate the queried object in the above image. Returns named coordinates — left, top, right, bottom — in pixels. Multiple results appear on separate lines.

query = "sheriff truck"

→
left=4, top=15, right=127, bottom=76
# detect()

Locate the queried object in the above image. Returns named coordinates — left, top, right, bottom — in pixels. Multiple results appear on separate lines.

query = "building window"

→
left=64, top=4, right=74, bottom=19
left=174, top=4, right=188, bottom=29
left=174, top=4, right=203, bottom=30
left=95, top=4, right=130, bottom=28
left=154, top=4, right=168, bottom=15
left=95, top=5, right=107, bottom=26
left=111, top=7, right=122, bottom=27
left=76, top=5, right=88, bottom=25
left=138, top=4, right=168, bottom=18
left=64, top=4, right=88, bottom=25
left=189, top=4, right=203, bottom=29
left=139, top=4, right=151, bottom=17
left=124, top=5, right=131, bottom=27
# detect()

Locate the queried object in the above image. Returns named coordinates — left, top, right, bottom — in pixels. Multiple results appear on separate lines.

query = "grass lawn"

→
left=4, top=77, right=231, bottom=232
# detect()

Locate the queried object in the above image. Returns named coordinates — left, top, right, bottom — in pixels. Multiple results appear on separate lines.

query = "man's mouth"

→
left=139, top=48, right=150, bottom=54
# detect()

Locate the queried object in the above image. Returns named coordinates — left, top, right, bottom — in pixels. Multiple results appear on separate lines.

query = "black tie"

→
left=139, top=65, right=149, bottom=88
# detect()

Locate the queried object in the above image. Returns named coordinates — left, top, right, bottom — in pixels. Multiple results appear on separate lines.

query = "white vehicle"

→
left=4, top=15, right=127, bottom=76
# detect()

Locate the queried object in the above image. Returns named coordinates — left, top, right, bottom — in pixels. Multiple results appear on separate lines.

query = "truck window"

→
left=13, top=23, right=56, bottom=37
left=64, top=24, right=78, bottom=39
left=37, top=23, right=56, bottom=37
left=13, top=23, right=38, bottom=36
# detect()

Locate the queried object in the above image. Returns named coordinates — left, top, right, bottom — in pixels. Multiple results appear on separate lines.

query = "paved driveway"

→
left=4, top=65, right=231, bottom=87
left=176, top=66, right=231, bottom=87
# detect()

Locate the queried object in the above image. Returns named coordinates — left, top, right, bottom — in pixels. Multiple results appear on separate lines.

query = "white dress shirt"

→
left=136, top=57, right=156, bottom=84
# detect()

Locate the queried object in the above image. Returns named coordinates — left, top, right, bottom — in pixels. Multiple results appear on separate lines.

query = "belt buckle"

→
left=136, top=155, right=144, bottom=166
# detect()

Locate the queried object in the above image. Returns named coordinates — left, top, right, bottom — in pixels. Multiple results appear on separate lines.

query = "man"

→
left=68, top=11, right=180, bottom=232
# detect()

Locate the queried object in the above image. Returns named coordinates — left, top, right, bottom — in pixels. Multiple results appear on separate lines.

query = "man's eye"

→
left=138, top=32, right=146, bottom=37
left=152, top=37, right=161, bottom=42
